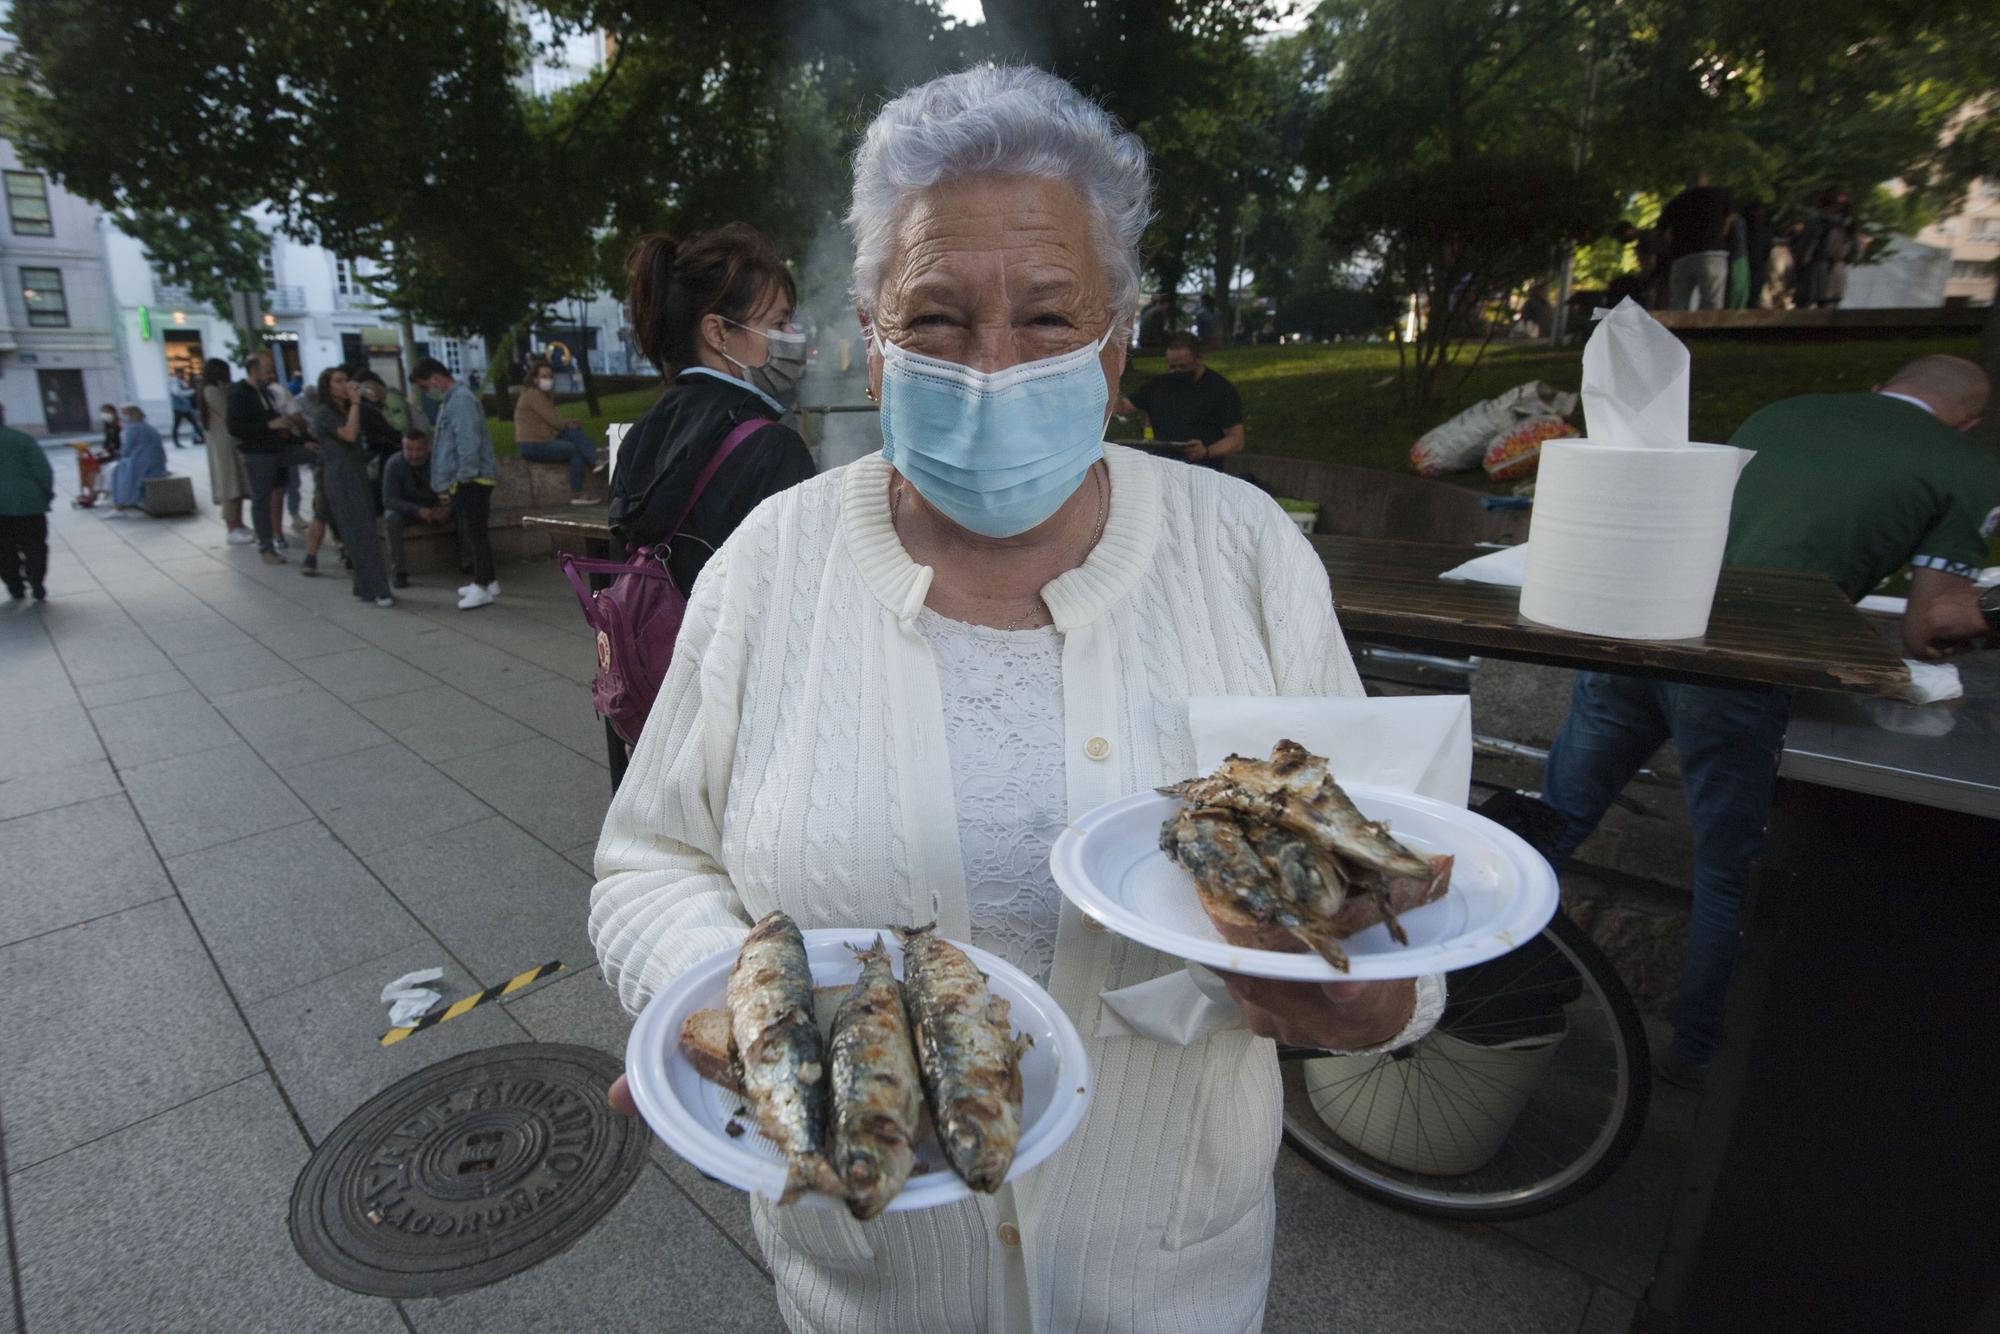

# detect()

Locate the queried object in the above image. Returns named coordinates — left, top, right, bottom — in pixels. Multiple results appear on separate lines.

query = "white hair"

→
left=847, top=65, right=1153, bottom=323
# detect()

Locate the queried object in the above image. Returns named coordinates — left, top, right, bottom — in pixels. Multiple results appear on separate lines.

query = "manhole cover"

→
left=291, top=1043, right=647, bottom=1297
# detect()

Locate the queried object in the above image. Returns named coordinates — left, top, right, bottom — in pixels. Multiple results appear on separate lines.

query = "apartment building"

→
left=1915, top=179, right=2000, bottom=305
left=0, top=139, right=129, bottom=435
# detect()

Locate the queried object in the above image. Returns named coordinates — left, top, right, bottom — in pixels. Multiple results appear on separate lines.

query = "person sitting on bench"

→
left=105, top=405, right=168, bottom=516
left=380, top=428, right=452, bottom=590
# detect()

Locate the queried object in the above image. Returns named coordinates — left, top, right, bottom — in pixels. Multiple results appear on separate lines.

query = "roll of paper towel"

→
left=1519, top=439, right=1749, bottom=640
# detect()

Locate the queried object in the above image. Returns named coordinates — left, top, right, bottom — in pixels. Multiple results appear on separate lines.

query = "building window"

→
left=4, top=171, right=54, bottom=237
left=1950, top=260, right=1993, bottom=281
left=434, top=338, right=463, bottom=374
left=335, top=257, right=358, bottom=296
left=1971, top=218, right=2000, bottom=242
left=259, top=249, right=278, bottom=290
left=19, top=266, right=69, bottom=327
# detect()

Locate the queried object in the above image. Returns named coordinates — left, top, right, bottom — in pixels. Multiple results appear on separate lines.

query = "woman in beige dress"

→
left=198, top=358, right=253, bottom=544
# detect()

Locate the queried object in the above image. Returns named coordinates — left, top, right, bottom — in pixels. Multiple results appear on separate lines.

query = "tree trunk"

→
left=575, top=305, right=602, bottom=417
left=1979, top=294, right=2000, bottom=450
left=484, top=328, right=515, bottom=422
left=397, top=313, right=428, bottom=428
left=1212, top=205, right=1239, bottom=346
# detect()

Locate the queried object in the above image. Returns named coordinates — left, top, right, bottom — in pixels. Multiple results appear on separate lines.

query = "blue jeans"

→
left=1542, top=672, right=1792, bottom=1066
left=517, top=426, right=595, bottom=494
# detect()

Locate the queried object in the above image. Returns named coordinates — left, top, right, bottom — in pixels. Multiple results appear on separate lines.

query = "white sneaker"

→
left=458, top=580, right=500, bottom=598
left=226, top=529, right=256, bottom=545
left=374, top=595, right=396, bottom=608
left=289, top=518, right=309, bottom=535
left=457, top=586, right=495, bottom=611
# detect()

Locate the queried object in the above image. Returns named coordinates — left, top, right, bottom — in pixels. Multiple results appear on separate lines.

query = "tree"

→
left=976, top=0, right=1291, bottom=331
left=1327, top=157, right=1611, bottom=404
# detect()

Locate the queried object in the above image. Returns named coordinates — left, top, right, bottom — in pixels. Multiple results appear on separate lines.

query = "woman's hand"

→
left=608, top=1073, right=637, bottom=1116
left=1217, top=973, right=1416, bottom=1051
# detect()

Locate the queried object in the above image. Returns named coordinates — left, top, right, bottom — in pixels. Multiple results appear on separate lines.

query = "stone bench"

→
left=384, top=456, right=606, bottom=575
left=141, top=475, right=197, bottom=517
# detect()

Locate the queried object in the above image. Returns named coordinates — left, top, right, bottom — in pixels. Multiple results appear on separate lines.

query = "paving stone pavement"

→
left=0, top=452, right=1676, bottom=1331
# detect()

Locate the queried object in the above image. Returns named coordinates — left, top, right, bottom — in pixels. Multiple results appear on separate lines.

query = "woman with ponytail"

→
left=607, top=224, right=815, bottom=594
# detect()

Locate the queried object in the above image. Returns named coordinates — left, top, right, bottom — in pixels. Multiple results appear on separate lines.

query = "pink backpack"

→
left=560, top=418, right=764, bottom=746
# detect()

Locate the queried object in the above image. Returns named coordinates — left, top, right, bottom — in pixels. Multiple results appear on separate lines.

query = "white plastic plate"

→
left=625, top=929, right=1092, bottom=1211
left=1049, top=786, right=1558, bottom=981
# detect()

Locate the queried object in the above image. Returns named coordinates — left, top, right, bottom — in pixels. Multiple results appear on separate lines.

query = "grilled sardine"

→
left=894, top=924, right=1031, bottom=1193
left=1161, top=806, right=1354, bottom=970
left=727, top=911, right=836, bottom=1203
left=827, top=937, right=925, bottom=1219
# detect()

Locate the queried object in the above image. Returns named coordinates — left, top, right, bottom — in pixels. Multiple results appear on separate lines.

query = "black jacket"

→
left=609, top=372, right=815, bottom=594
left=227, top=381, right=289, bottom=455
left=381, top=452, right=439, bottom=519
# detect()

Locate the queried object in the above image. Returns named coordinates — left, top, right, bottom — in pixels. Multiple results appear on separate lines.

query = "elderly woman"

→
left=105, top=406, right=166, bottom=514
left=593, top=66, right=1440, bottom=1333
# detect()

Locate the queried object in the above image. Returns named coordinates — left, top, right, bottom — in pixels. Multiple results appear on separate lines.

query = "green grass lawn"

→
left=486, top=386, right=663, bottom=455
left=495, top=336, right=1986, bottom=489
left=1115, top=335, right=1986, bottom=485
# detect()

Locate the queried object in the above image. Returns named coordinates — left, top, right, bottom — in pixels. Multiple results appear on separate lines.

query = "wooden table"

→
left=528, top=511, right=1911, bottom=718
left=1314, top=535, right=1909, bottom=696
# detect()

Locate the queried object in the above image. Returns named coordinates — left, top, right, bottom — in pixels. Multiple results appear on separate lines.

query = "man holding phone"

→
left=1114, top=332, right=1245, bottom=468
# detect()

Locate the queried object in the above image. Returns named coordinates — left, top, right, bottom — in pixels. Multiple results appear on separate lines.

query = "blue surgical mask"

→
left=874, top=324, right=1115, bottom=538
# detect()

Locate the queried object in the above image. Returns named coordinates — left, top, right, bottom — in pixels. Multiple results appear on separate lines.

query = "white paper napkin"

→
left=1094, top=695, right=1472, bottom=1043
left=1902, top=659, right=1962, bottom=704
left=1439, top=543, right=1529, bottom=588
left=1583, top=299, right=1689, bottom=450
left=381, top=967, right=445, bottom=1028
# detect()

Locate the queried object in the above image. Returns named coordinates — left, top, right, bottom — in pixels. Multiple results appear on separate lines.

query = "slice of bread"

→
left=1192, top=854, right=1454, bottom=951
left=679, top=985, right=858, bottom=1097
left=1328, top=855, right=1453, bottom=937
left=1193, top=876, right=1313, bottom=954
left=679, top=1008, right=742, bottom=1093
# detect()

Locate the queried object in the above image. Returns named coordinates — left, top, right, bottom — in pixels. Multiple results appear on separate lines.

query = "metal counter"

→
left=1779, top=648, right=2000, bottom=818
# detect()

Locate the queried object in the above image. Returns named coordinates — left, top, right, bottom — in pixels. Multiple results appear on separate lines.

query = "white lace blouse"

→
left=916, top=609, right=1067, bottom=985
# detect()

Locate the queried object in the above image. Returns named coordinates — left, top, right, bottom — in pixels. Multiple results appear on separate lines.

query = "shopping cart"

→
left=69, top=442, right=111, bottom=508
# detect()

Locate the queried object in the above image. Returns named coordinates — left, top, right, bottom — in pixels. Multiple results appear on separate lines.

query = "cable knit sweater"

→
left=590, top=445, right=1444, bottom=1334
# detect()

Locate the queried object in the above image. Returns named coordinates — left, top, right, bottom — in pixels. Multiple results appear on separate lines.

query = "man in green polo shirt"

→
left=1539, top=354, right=1996, bottom=1090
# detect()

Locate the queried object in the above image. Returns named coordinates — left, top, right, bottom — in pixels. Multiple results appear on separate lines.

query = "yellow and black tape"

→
left=379, top=961, right=564, bottom=1047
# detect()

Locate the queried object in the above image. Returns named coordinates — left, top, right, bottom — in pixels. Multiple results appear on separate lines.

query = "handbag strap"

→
left=665, top=416, right=767, bottom=542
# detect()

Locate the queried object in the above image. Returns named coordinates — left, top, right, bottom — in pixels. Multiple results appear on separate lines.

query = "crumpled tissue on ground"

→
left=381, top=967, right=446, bottom=1027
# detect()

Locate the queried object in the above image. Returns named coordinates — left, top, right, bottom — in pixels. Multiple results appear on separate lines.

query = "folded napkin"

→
left=1440, top=543, right=1529, bottom=588
left=1902, top=658, right=1962, bottom=705
left=1094, top=695, right=1472, bottom=1043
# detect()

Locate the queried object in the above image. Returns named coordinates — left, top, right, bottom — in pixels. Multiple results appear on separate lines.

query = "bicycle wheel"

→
left=1281, top=911, right=1651, bottom=1221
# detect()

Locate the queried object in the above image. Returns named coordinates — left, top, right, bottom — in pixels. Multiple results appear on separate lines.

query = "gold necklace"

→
left=892, top=464, right=1109, bottom=631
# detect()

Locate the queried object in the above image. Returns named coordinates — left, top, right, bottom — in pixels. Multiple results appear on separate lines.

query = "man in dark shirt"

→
left=225, top=352, right=299, bottom=562
left=1539, top=355, right=1996, bottom=1090
left=381, top=428, right=452, bottom=589
left=1659, top=172, right=1734, bottom=311
left=1114, top=334, right=1245, bottom=468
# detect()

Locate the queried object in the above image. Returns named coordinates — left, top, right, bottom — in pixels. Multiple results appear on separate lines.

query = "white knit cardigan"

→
left=590, top=445, right=1444, bottom=1334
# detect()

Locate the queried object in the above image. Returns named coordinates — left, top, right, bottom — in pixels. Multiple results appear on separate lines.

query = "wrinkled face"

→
left=864, top=174, right=1125, bottom=405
